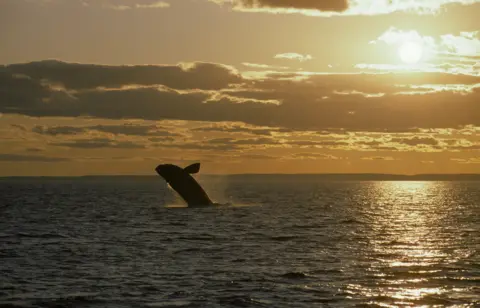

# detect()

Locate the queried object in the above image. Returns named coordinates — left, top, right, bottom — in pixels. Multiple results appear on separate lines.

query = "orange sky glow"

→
left=0, top=0, right=479, bottom=175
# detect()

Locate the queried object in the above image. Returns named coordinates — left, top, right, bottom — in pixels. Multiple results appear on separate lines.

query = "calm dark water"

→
left=1, top=176, right=479, bottom=308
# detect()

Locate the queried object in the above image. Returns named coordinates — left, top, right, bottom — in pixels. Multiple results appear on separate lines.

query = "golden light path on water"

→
left=344, top=181, right=478, bottom=307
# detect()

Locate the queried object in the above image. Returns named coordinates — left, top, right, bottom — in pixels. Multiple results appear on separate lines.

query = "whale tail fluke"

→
left=184, top=162, right=201, bottom=174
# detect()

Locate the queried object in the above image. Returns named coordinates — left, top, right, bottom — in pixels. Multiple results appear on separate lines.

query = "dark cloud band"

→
left=4, top=60, right=241, bottom=90
left=1, top=61, right=479, bottom=133
left=235, top=0, right=349, bottom=12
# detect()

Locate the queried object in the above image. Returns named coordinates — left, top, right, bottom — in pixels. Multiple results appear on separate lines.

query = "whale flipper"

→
left=184, top=163, right=200, bottom=174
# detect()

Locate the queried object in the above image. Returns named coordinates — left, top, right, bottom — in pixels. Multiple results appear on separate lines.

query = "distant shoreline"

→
left=2, top=174, right=480, bottom=181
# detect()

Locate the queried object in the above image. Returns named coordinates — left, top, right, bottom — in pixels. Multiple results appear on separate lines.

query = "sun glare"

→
left=398, top=41, right=423, bottom=64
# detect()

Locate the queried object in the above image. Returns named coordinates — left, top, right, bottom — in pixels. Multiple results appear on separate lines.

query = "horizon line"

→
left=1, top=173, right=480, bottom=178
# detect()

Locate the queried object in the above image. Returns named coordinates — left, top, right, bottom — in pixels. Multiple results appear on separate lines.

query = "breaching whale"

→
left=155, top=163, right=214, bottom=207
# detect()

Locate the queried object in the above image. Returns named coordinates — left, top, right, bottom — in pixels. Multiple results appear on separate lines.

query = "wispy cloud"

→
left=103, top=1, right=170, bottom=10
left=274, top=53, right=313, bottom=62
left=451, top=157, right=480, bottom=164
left=289, top=153, right=340, bottom=160
left=193, top=123, right=291, bottom=136
left=135, top=1, right=170, bottom=9
left=361, top=156, right=396, bottom=161
left=242, top=63, right=289, bottom=70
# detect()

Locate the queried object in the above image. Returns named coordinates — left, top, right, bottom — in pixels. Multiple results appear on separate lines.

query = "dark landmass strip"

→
left=1, top=174, right=480, bottom=181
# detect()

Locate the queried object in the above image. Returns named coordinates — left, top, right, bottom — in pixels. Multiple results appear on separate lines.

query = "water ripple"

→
left=0, top=178, right=479, bottom=307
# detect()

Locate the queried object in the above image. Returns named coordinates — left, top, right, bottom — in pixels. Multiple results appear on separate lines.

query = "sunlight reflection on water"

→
left=353, top=181, right=476, bottom=307
left=1, top=178, right=478, bottom=307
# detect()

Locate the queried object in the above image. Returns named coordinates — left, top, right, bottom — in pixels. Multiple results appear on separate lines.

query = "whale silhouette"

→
left=155, top=163, right=214, bottom=207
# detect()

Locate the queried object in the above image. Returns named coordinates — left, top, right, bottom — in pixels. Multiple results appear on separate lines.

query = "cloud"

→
left=32, top=124, right=183, bottom=137
left=274, top=53, right=313, bottom=62
left=154, top=136, right=288, bottom=152
left=23, top=0, right=171, bottom=10
left=204, top=92, right=281, bottom=105
left=11, top=124, right=28, bottom=132
left=153, top=130, right=478, bottom=153
left=354, top=62, right=479, bottom=76
left=33, top=126, right=86, bottom=135
left=287, top=140, right=349, bottom=148
left=208, top=137, right=281, bottom=146
left=4, top=60, right=241, bottom=90
left=148, top=136, right=175, bottom=142
left=449, top=142, right=480, bottom=151
left=361, top=156, right=396, bottom=161
left=210, top=0, right=478, bottom=16
left=0, top=71, right=52, bottom=107
left=192, top=123, right=292, bottom=136
left=0, top=153, right=70, bottom=162
left=210, top=0, right=348, bottom=14
left=371, top=28, right=480, bottom=72
left=392, top=136, right=439, bottom=146
left=374, top=27, right=435, bottom=47
left=289, top=152, right=340, bottom=160
left=1, top=61, right=479, bottom=133
left=154, top=142, right=239, bottom=151
left=51, top=138, right=146, bottom=149
left=451, top=157, right=480, bottom=164
left=103, top=4, right=131, bottom=10
left=242, top=63, right=289, bottom=70
left=25, top=148, right=44, bottom=152
left=135, top=1, right=170, bottom=9
left=103, top=1, right=170, bottom=10
left=236, top=153, right=278, bottom=160
left=440, top=31, right=480, bottom=57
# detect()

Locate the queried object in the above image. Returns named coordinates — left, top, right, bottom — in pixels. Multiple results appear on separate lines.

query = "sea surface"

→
left=1, top=176, right=479, bottom=308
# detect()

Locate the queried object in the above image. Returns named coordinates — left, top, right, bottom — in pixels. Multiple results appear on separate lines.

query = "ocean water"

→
left=1, top=176, right=479, bottom=308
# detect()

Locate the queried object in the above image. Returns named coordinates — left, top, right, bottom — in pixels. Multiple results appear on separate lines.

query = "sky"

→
left=0, top=0, right=479, bottom=176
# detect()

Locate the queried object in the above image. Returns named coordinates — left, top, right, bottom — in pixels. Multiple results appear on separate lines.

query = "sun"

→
left=398, top=41, right=423, bottom=64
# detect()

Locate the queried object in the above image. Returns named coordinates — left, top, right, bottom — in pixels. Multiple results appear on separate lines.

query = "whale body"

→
left=155, top=163, right=213, bottom=207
